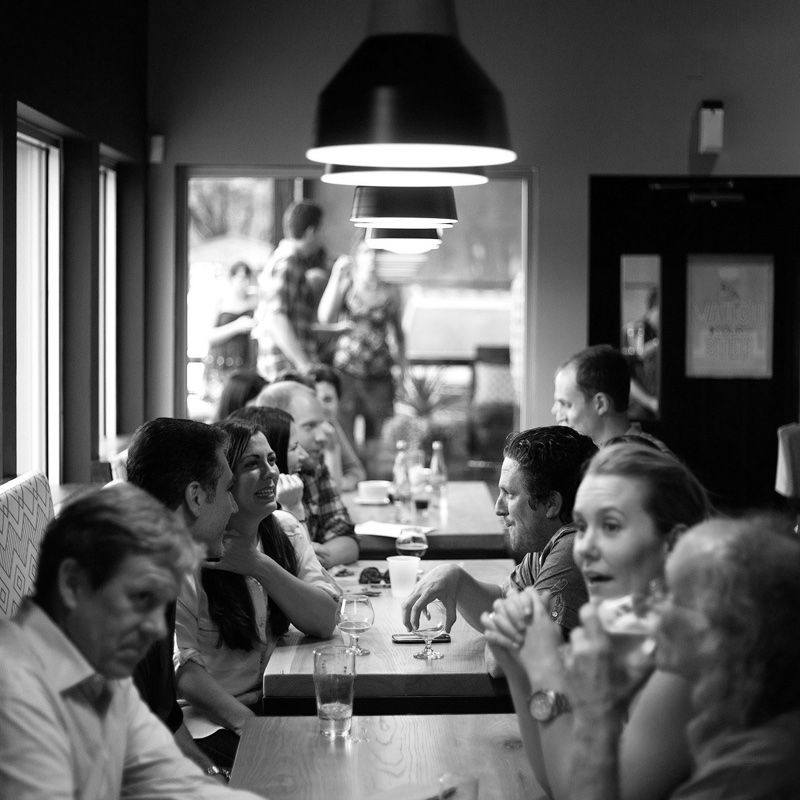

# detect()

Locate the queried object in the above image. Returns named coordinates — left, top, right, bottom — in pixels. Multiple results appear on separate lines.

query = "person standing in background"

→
left=204, top=261, right=258, bottom=400
left=318, top=234, right=406, bottom=472
left=255, top=200, right=348, bottom=380
left=310, top=365, right=366, bottom=491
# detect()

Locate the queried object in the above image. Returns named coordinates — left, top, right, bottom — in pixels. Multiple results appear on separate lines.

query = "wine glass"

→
left=396, top=527, right=429, bottom=558
left=336, top=594, right=375, bottom=656
left=597, top=578, right=665, bottom=669
left=413, top=599, right=446, bottom=660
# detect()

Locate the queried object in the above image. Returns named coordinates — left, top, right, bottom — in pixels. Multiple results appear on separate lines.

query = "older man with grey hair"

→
left=0, top=483, right=261, bottom=799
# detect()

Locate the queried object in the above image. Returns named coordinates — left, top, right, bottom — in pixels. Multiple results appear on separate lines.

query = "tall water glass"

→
left=313, top=645, right=356, bottom=737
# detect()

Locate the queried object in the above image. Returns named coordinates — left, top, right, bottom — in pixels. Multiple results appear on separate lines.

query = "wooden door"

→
left=590, top=177, right=800, bottom=511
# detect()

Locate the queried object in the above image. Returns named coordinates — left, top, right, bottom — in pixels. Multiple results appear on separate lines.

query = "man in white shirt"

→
left=0, top=482, right=262, bottom=799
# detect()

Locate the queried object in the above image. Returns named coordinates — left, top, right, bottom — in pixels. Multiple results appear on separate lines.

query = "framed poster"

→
left=685, top=255, right=773, bottom=379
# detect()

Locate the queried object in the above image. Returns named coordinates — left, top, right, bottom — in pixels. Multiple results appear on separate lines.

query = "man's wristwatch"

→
left=527, top=689, right=572, bottom=722
left=205, top=765, right=231, bottom=782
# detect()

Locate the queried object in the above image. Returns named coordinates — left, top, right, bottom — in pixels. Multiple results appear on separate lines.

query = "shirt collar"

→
left=15, top=598, right=100, bottom=694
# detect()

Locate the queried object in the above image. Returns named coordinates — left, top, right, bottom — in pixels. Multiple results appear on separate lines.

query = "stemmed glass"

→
left=596, top=578, right=665, bottom=669
left=413, top=599, right=446, bottom=660
left=336, top=594, right=375, bottom=656
left=396, top=527, right=429, bottom=558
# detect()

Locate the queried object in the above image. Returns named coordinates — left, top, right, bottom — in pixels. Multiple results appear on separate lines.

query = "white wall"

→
left=147, top=0, right=800, bottom=423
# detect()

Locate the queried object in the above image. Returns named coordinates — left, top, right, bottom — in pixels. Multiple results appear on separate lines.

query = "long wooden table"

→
left=263, top=559, right=513, bottom=715
left=231, top=714, right=544, bottom=800
left=344, top=481, right=506, bottom=559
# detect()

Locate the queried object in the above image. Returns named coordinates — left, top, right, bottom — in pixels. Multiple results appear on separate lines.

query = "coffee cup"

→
left=357, top=480, right=391, bottom=503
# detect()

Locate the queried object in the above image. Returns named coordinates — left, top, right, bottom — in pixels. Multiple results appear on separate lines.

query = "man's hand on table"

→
left=401, top=563, right=463, bottom=633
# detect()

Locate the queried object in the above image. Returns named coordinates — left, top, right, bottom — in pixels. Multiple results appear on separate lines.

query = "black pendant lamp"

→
left=366, top=227, right=442, bottom=254
left=350, top=186, right=457, bottom=229
left=307, top=0, right=515, bottom=170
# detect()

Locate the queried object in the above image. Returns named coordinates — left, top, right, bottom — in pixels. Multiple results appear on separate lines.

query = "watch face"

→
left=529, top=690, right=555, bottom=721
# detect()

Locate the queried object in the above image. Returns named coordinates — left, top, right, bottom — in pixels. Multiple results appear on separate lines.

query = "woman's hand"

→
left=204, top=528, right=263, bottom=577
left=483, top=589, right=568, bottom=692
left=564, top=602, right=655, bottom=719
left=276, top=473, right=304, bottom=511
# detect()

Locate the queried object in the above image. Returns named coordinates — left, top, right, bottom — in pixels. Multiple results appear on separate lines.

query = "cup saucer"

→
left=353, top=497, right=391, bottom=506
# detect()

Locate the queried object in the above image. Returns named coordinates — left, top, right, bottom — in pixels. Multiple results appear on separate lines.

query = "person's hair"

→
left=127, top=418, right=229, bottom=510
left=216, top=370, right=268, bottom=421
left=34, top=483, right=199, bottom=613
left=583, top=442, right=712, bottom=538
left=229, top=405, right=294, bottom=474
left=283, top=199, right=322, bottom=240
left=683, top=513, right=800, bottom=749
left=503, top=426, right=598, bottom=523
left=309, top=364, right=342, bottom=400
left=559, top=344, right=632, bottom=413
left=201, top=418, right=298, bottom=649
left=272, top=370, right=315, bottom=390
left=228, top=260, right=252, bottom=280
left=255, top=380, right=315, bottom=413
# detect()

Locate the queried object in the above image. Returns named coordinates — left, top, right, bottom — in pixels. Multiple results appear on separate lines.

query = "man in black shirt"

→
left=127, top=418, right=237, bottom=780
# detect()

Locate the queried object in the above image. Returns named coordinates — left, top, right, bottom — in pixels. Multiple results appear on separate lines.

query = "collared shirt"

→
left=0, top=600, right=260, bottom=800
left=502, top=524, right=588, bottom=637
left=174, top=510, right=340, bottom=739
left=255, top=238, right=318, bottom=380
left=302, top=459, right=358, bottom=546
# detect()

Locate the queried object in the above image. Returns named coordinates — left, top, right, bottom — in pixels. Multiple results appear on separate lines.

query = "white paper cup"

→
left=357, top=480, right=391, bottom=503
left=386, top=555, right=420, bottom=598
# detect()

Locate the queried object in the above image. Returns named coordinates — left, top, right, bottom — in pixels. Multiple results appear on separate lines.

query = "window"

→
left=99, top=164, right=117, bottom=456
left=16, top=129, right=61, bottom=482
left=179, top=169, right=532, bottom=485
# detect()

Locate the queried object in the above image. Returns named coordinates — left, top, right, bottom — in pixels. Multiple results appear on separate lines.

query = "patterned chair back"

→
left=0, top=472, right=54, bottom=618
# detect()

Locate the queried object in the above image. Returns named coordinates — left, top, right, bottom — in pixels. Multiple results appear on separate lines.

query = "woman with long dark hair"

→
left=174, top=417, right=338, bottom=768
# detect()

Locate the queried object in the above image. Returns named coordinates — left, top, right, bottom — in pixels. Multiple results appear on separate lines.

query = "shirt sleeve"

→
left=121, top=681, right=264, bottom=799
left=532, top=532, right=587, bottom=638
left=502, top=553, right=537, bottom=596
left=307, top=463, right=357, bottom=544
left=275, top=511, right=343, bottom=599
left=263, top=258, right=293, bottom=317
left=174, top=572, right=208, bottom=670
left=0, top=658, right=76, bottom=800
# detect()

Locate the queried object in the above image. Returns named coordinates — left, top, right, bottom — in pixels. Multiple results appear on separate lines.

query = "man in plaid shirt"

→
left=257, top=380, right=359, bottom=568
left=254, top=200, right=324, bottom=381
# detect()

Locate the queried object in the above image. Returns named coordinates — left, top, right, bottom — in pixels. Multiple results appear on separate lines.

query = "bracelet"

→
left=205, top=765, right=231, bottom=782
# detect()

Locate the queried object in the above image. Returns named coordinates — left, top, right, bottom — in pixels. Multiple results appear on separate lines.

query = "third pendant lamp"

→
left=306, top=0, right=516, bottom=169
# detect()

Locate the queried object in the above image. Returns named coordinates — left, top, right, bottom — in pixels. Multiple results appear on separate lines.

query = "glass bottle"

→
left=391, top=440, right=413, bottom=524
left=429, top=440, right=448, bottom=507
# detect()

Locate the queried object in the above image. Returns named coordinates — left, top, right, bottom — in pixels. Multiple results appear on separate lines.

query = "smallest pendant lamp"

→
left=366, top=227, right=442, bottom=255
left=351, top=186, right=457, bottom=229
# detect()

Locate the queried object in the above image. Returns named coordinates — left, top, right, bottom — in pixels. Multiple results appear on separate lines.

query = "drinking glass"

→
left=413, top=598, right=446, bottom=660
left=313, top=645, right=356, bottom=738
left=396, top=527, right=429, bottom=558
left=597, top=578, right=665, bottom=669
left=336, top=594, right=375, bottom=656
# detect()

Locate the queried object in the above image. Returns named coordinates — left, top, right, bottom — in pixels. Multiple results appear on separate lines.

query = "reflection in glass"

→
left=620, top=255, right=660, bottom=421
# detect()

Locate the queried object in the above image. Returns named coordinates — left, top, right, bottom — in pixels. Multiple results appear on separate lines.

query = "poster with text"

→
left=685, top=256, right=773, bottom=379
